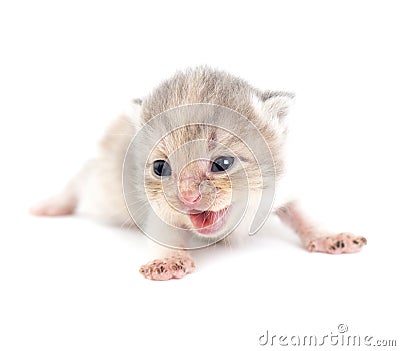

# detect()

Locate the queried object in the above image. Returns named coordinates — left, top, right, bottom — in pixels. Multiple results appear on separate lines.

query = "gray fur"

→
left=141, top=66, right=293, bottom=123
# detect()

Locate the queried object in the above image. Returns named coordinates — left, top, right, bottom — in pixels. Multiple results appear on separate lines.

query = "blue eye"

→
left=153, top=160, right=172, bottom=176
left=211, top=156, right=234, bottom=172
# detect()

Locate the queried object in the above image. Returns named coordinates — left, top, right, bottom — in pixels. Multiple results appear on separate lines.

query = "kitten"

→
left=31, top=67, right=366, bottom=280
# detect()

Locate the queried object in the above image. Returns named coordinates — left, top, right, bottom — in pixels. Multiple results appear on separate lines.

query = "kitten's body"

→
left=31, top=67, right=366, bottom=280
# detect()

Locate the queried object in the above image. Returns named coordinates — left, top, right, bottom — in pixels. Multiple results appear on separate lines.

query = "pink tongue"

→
left=189, top=211, right=219, bottom=229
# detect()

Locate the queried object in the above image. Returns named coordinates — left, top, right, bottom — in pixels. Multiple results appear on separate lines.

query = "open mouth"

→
left=189, top=207, right=229, bottom=235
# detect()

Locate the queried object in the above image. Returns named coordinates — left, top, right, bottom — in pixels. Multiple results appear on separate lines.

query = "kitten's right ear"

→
left=252, top=91, right=295, bottom=129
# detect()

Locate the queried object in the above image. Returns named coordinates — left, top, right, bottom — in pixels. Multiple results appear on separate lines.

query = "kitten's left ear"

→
left=253, top=91, right=295, bottom=126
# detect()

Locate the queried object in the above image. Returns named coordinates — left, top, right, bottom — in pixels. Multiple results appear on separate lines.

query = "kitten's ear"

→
left=127, top=98, right=143, bottom=131
left=253, top=91, right=295, bottom=126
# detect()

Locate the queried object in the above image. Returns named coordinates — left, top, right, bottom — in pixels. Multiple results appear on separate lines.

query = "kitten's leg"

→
left=30, top=105, right=139, bottom=221
left=275, top=201, right=367, bottom=254
left=139, top=223, right=195, bottom=281
left=30, top=195, right=76, bottom=216
left=30, top=176, right=79, bottom=216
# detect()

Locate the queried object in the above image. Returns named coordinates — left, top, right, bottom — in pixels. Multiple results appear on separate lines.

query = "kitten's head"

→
left=127, top=96, right=292, bottom=242
left=123, top=67, right=293, bottom=246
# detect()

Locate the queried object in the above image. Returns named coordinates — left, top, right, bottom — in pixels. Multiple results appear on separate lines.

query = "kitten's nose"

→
left=178, top=178, right=201, bottom=204
left=181, top=192, right=201, bottom=204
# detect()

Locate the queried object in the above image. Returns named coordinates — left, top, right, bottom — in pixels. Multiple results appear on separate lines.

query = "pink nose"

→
left=180, top=191, right=201, bottom=204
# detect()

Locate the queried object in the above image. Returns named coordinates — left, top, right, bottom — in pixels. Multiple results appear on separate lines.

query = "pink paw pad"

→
left=139, top=256, right=196, bottom=281
left=307, top=233, right=367, bottom=254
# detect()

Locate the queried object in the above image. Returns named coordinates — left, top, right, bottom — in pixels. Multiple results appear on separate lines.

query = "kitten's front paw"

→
left=307, top=233, right=367, bottom=254
left=139, top=256, right=196, bottom=281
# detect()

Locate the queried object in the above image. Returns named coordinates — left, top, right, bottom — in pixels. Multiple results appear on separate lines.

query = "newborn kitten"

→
left=31, top=67, right=366, bottom=280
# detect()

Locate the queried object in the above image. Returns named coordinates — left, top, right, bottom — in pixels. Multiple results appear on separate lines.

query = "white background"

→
left=1, top=1, right=399, bottom=350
